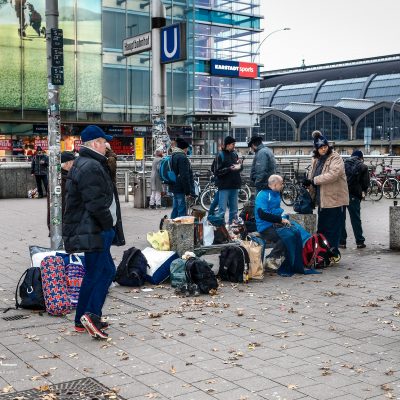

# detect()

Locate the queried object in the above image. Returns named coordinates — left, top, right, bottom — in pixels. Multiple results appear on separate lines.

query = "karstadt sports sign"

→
left=210, top=59, right=259, bottom=79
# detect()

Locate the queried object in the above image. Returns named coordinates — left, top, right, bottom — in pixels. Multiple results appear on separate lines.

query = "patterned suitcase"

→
left=40, top=255, right=71, bottom=316
left=65, top=255, right=85, bottom=307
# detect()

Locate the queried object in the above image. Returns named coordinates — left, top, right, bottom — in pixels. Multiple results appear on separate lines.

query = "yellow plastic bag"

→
left=147, top=230, right=170, bottom=251
left=240, top=239, right=264, bottom=280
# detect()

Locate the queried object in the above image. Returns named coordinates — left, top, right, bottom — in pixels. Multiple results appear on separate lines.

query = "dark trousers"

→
left=260, top=226, right=286, bottom=259
left=317, top=206, right=345, bottom=255
left=341, top=196, right=365, bottom=245
left=171, top=193, right=187, bottom=219
left=75, top=229, right=116, bottom=324
left=35, top=174, right=48, bottom=197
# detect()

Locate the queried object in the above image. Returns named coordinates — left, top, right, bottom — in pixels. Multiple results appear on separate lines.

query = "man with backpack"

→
left=169, top=138, right=195, bottom=218
left=340, top=150, right=370, bottom=249
left=212, top=136, right=243, bottom=225
left=248, top=135, right=276, bottom=193
left=63, top=125, right=125, bottom=339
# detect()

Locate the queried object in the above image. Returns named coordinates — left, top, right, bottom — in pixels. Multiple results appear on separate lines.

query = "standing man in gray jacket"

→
left=248, top=136, right=276, bottom=193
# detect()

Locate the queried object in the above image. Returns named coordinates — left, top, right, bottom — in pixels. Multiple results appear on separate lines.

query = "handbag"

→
left=239, top=238, right=264, bottom=280
left=147, top=230, right=170, bottom=251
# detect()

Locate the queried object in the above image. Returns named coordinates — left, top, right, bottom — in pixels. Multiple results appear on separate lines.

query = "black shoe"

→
left=80, top=313, right=108, bottom=340
left=150, top=205, right=156, bottom=209
left=357, top=243, right=366, bottom=249
left=339, top=243, right=346, bottom=249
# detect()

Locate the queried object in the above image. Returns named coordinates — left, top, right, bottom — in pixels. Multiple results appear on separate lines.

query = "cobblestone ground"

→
left=0, top=197, right=399, bottom=399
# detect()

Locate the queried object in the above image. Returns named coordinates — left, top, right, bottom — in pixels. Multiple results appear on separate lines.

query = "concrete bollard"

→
left=288, top=213, right=317, bottom=234
left=389, top=206, right=400, bottom=250
left=164, top=220, right=194, bottom=256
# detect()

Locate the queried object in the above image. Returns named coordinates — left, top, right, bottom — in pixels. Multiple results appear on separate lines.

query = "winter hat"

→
left=248, top=135, right=263, bottom=147
left=224, top=135, right=236, bottom=146
left=176, top=137, right=189, bottom=150
left=61, top=151, right=75, bottom=163
left=81, top=125, right=113, bottom=142
left=312, top=130, right=329, bottom=149
left=351, top=150, right=364, bottom=159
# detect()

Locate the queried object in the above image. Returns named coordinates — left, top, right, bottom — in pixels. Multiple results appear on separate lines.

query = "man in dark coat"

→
left=169, top=137, right=195, bottom=218
left=31, top=146, right=48, bottom=198
left=213, top=136, right=243, bottom=225
left=340, top=150, right=370, bottom=249
left=248, top=135, right=276, bottom=193
left=63, top=125, right=125, bottom=339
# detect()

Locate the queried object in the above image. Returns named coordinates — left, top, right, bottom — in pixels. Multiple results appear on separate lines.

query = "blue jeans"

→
left=341, top=196, right=365, bottom=245
left=171, top=193, right=187, bottom=219
left=218, top=189, right=239, bottom=224
left=209, top=190, right=219, bottom=215
left=75, top=229, right=116, bottom=324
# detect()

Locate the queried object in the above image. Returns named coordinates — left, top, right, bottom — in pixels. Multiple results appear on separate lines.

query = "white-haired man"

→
left=255, top=174, right=290, bottom=270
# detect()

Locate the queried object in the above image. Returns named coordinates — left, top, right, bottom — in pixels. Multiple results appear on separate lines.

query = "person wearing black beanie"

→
left=340, top=150, right=370, bottom=249
left=211, top=135, right=243, bottom=225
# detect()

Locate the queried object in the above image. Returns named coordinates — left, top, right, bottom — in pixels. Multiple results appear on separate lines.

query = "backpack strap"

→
left=14, top=269, right=29, bottom=310
left=185, top=258, right=194, bottom=284
left=237, top=246, right=250, bottom=283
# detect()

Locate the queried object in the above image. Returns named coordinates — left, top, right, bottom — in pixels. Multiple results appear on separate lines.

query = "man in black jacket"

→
left=63, top=125, right=125, bottom=339
left=169, top=137, right=195, bottom=218
left=340, top=150, right=370, bottom=249
left=213, top=136, right=243, bottom=225
left=31, top=146, right=48, bottom=198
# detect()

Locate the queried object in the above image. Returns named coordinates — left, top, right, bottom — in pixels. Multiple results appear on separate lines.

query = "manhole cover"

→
left=2, top=315, right=29, bottom=321
left=0, top=378, right=125, bottom=400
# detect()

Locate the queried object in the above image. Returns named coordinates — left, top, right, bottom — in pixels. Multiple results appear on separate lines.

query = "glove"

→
left=302, top=178, right=313, bottom=188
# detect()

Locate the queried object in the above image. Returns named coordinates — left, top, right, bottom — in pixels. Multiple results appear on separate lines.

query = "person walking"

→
left=31, top=146, right=48, bottom=198
left=63, top=125, right=125, bottom=340
left=169, top=138, right=195, bottom=218
left=150, top=148, right=164, bottom=209
left=213, top=136, right=243, bottom=225
left=304, top=131, right=349, bottom=261
left=340, top=150, right=370, bottom=249
left=248, top=135, right=276, bottom=193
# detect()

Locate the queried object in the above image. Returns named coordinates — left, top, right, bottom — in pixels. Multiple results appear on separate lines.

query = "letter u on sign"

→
left=160, top=22, right=187, bottom=64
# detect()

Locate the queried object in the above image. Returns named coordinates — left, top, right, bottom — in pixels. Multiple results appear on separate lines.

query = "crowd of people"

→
left=33, top=125, right=369, bottom=339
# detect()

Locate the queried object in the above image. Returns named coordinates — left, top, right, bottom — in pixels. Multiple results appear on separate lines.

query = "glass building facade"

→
left=0, top=0, right=262, bottom=156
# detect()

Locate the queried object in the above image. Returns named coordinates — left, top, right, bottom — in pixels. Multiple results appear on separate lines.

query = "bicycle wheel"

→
left=200, top=188, right=217, bottom=211
left=281, top=182, right=297, bottom=206
left=238, top=188, right=249, bottom=210
left=367, top=179, right=383, bottom=201
left=382, top=178, right=398, bottom=199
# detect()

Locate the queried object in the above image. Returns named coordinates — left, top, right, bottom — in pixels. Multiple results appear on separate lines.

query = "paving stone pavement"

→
left=0, top=197, right=399, bottom=399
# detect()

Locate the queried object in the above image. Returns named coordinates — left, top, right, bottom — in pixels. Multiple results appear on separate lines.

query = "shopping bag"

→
left=240, top=238, right=264, bottom=280
left=146, top=230, right=170, bottom=251
left=202, top=217, right=214, bottom=246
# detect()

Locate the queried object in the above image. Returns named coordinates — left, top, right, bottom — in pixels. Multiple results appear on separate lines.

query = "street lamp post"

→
left=389, top=97, right=400, bottom=156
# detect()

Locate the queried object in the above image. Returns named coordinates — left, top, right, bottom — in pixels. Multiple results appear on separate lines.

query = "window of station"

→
left=260, top=115, right=295, bottom=142
left=271, top=83, right=318, bottom=110
left=300, top=111, right=349, bottom=141
left=365, top=74, right=400, bottom=103
left=315, top=78, right=367, bottom=106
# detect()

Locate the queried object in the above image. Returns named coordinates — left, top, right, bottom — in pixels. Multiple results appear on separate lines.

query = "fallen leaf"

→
left=1, top=386, right=13, bottom=393
left=145, top=393, right=158, bottom=398
left=385, top=369, right=394, bottom=376
left=170, top=366, right=176, bottom=374
left=288, top=384, right=298, bottom=390
left=148, top=312, right=162, bottom=318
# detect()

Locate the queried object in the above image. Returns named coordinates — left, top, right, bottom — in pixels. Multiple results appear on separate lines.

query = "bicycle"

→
left=281, top=165, right=311, bottom=206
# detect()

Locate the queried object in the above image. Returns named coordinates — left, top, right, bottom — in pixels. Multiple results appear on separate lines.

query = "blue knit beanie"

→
left=312, top=130, right=329, bottom=149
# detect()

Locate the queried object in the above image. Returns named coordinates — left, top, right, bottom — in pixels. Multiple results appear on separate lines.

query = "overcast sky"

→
left=259, top=0, right=400, bottom=71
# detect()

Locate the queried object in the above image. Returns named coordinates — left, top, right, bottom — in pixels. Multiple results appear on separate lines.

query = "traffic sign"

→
left=123, top=32, right=152, bottom=56
left=160, top=22, right=186, bottom=64
left=51, top=48, right=64, bottom=67
left=51, top=66, right=64, bottom=85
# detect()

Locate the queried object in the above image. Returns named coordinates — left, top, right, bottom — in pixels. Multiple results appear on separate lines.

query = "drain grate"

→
left=2, top=315, right=29, bottom=321
left=0, top=377, right=126, bottom=400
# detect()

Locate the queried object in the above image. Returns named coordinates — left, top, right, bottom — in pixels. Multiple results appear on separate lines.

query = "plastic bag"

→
left=240, top=238, right=264, bottom=280
left=202, top=217, right=214, bottom=246
left=146, top=230, right=170, bottom=251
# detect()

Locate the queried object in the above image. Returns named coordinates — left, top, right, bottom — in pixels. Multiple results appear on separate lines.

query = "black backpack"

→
left=293, top=187, right=314, bottom=214
left=185, top=257, right=218, bottom=294
left=344, top=157, right=362, bottom=187
left=15, top=267, right=46, bottom=310
left=115, top=247, right=148, bottom=287
left=218, top=245, right=250, bottom=283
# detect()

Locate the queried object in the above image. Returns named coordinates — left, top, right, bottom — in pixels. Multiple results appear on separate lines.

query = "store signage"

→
left=123, top=32, right=152, bottom=57
left=0, top=139, right=12, bottom=151
left=134, top=137, right=144, bottom=160
left=34, top=139, right=48, bottom=150
left=160, top=22, right=187, bottom=64
left=74, top=139, right=82, bottom=152
left=107, top=126, right=133, bottom=136
left=210, top=59, right=259, bottom=79
left=134, top=126, right=151, bottom=137
left=33, top=124, right=48, bottom=134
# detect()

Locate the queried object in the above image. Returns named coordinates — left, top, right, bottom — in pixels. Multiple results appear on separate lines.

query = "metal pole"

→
left=46, top=0, right=63, bottom=250
left=124, top=170, right=129, bottom=203
left=389, top=97, right=400, bottom=156
left=151, top=0, right=170, bottom=152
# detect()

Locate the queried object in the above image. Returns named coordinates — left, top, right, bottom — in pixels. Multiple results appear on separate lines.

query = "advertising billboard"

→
left=0, top=0, right=102, bottom=111
left=210, top=59, right=259, bottom=79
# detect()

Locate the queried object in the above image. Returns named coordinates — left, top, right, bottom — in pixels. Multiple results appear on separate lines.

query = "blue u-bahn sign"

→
left=160, top=22, right=187, bottom=64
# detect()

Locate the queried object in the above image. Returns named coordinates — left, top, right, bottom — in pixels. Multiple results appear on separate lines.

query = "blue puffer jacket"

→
left=255, top=189, right=282, bottom=233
